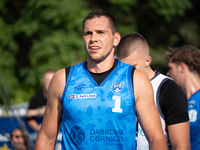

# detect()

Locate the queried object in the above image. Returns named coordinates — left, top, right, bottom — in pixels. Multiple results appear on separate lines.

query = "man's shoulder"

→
left=55, top=68, right=68, bottom=78
left=117, top=59, right=133, bottom=68
left=151, top=72, right=178, bottom=90
left=189, top=89, right=200, bottom=101
left=160, top=78, right=179, bottom=91
left=47, top=68, right=68, bottom=93
left=153, top=72, right=170, bottom=81
left=134, top=69, right=153, bottom=93
left=159, top=76, right=186, bottom=103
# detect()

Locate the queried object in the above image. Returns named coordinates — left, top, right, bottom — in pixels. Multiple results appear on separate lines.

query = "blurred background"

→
left=0, top=0, right=199, bottom=149
left=0, top=0, right=199, bottom=108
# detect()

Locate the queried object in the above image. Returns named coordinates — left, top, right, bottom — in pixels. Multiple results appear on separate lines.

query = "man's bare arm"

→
left=34, top=69, right=65, bottom=150
left=168, top=121, right=190, bottom=150
left=134, top=69, right=167, bottom=150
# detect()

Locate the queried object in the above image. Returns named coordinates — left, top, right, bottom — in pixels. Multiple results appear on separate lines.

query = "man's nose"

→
left=90, top=33, right=98, bottom=42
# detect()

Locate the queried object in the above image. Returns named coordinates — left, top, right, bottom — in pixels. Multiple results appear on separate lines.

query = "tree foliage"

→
left=0, top=0, right=199, bottom=105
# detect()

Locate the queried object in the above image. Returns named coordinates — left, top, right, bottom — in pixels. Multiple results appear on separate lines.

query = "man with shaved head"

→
left=116, top=33, right=190, bottom=150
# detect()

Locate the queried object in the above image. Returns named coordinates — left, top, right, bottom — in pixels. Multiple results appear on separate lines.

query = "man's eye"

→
left=97, top=31, right=104, bottom=34
left=84, top=32, right=92, bottom=36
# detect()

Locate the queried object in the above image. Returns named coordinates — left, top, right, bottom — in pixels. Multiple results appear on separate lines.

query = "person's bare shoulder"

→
left=48, top=68, right=66, bottom=101
left=133, top=69, right=153, bottom=103
left=53, top=68, right=66, bottom=82
left=134, top=69, right=150, bottom=83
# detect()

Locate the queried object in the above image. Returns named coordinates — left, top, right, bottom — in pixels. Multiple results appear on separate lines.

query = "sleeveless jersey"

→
left=188, top=89, right=200, bottom=150
left=137, top=72, right=172, bottom=150
left=61, top=61, right=137, bottom=150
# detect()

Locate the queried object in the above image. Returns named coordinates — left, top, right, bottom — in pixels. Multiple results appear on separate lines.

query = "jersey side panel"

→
left=188, top=89, right=200, bottom=150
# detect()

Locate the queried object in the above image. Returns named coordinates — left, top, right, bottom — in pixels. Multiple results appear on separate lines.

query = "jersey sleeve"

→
left=159, top=79, right=189, bottom=125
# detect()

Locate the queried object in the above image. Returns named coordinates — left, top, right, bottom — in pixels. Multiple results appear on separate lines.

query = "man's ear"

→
left=145, top=56, right=152, bottom=67
left=179, top=62, right=187, bottom=73
left=113, top=32, right=121, bottom=47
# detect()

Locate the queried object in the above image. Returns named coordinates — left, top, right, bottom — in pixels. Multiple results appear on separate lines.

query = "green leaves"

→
left=149, top=0, right=192, bottom=22
left=0, top=0, right=199, bottom=105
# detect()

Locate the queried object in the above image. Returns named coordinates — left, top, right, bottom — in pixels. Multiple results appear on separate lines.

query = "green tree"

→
left=0, top=0, right=91, bottom=105
left=0, top=0, right=199, bottom=106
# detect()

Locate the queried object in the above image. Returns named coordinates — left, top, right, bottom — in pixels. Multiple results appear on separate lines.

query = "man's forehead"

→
left=168, top=59, right=174, bottom=64
left=167, top=60, right=176, bottom=67
left=84, top=17, right=110, bottom=28
left=12, top=129, right=22, bottom=134
left=84, top=25, right=107, bottom=31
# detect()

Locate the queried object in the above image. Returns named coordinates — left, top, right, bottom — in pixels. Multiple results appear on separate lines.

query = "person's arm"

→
left=168, top=122, right=190, bottom=150
left=27, top=107, right=46, bottom=132
left=34, top=69, right=65, bottom=150
left=134, top=69, right=167, bottom=150
left=160, top=80, right=190, bottom=150
left=27, top=107, right=46, bottom=118
left=27, top=119, right=41, bottom=132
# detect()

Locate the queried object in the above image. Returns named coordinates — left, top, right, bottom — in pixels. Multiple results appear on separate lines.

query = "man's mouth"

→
left=89, top=46, right=100, bottom=51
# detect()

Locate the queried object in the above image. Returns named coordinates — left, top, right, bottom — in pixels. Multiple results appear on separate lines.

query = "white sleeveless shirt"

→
left=136, top=72, right=172, bottom=150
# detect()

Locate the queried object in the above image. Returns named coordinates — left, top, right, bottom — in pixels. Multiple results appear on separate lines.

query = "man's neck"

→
left=145, top=67, right=155, bottom=80
left=87, top=58, right=115, bottom=73
left=89, top=59, right=118, bottom=85
left=185, top=72, right=200, bottom=99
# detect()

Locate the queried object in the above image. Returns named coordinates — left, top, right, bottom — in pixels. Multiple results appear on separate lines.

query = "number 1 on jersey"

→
left=112, top=96, right=123, bottom=113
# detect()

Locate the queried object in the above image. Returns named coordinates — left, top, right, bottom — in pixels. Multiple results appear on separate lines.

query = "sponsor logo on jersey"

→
left=74, top=84, right=86, bottom=90
left=68, top=94, right=97, bottom=99
left=111, top=82, right=123, bottom=93
left=189, top=100, right=195, bottom=108
left=90, top=129, right=124, bottom=143
left=70, top=126, right=85, bottom=145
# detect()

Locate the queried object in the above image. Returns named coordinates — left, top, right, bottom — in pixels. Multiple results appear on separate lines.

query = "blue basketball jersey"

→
left=61, top=60, right=136, bottom=150
left=188, top=89, right=200, bottom=150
